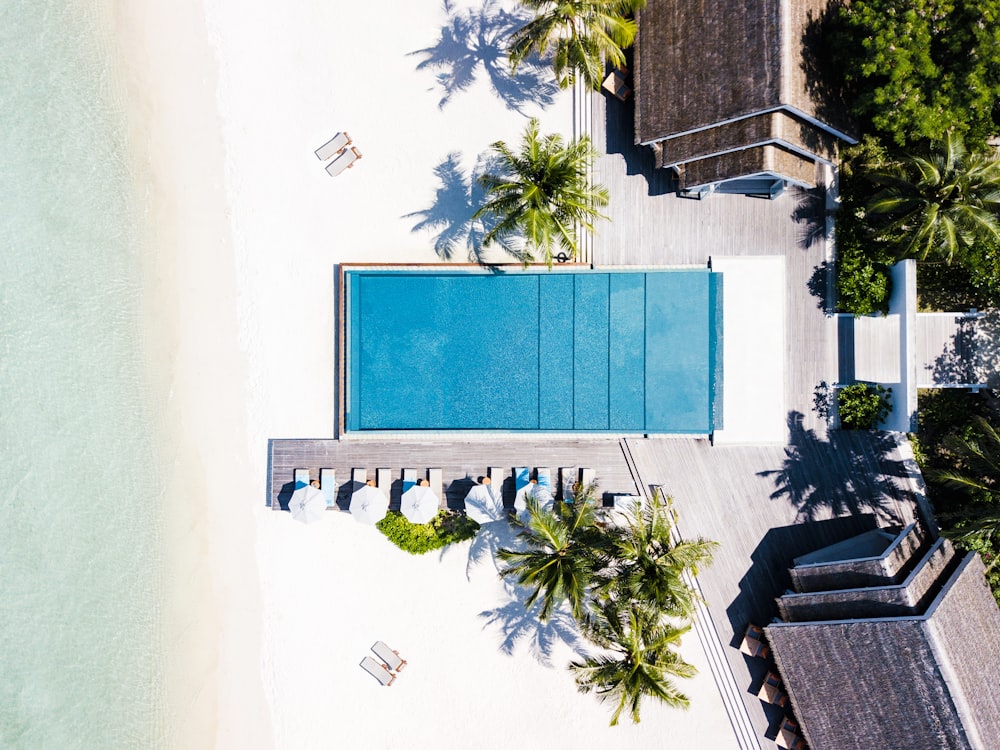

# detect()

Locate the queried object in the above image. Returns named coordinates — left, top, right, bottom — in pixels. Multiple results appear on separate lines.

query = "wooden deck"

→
left=268, top=437, right=640, bottom=510
left=590, top=90, right=838, bottom=436
left=626, top=432, right=924, bottom=746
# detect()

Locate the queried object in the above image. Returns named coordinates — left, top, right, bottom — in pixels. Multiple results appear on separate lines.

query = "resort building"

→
left=633, top=0, right=856, bottom=195
left=765, top=525, right=1000, bottom=749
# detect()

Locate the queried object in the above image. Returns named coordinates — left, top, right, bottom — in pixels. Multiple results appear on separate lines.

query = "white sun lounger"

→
left=488, top=467, right=506, bottom=507
left=360, top=656, right=396, bottom=686
left=536, top=467, right=552, bottom=491
left=580, top=467, right=596, bottom=489
left=376, top=468, right=392, bottom=493
left=402, top=468, right=417, bottom=494
left=427, top=468, right=443, bottom=507
left=326, top=146, right=362, bottom=176
left=352, top=468, right=367, bottom=490
left=371, top=640, right=407, bottom=672
left=320, top=468, right=336, bottom=507
left=294, top=468, right=309, bottom=489
left=315, top=131, right=351, bottom=161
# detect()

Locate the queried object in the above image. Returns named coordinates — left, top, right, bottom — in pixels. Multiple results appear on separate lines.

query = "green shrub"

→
left=376, top=510, right=479, bottom=555
left=836, top=252, right=893, bottom=316
left=838, top=383, right=893, bottom=429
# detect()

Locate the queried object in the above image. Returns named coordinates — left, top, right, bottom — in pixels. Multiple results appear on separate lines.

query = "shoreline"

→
left=110, top=0, right=272, bottom=746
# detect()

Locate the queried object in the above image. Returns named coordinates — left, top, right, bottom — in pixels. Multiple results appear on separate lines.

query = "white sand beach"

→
left=111, top=0, right=741, bottom=746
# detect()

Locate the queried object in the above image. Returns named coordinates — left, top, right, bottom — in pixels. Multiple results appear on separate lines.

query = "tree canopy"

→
left=831, top=0, right=1000, bottom=146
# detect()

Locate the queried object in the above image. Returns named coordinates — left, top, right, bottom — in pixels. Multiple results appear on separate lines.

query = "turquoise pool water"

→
left=346, top=269, right=723, bottom=433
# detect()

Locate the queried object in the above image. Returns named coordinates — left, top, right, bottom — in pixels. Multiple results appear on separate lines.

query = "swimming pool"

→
left=344, top=268, right=723, bottom=433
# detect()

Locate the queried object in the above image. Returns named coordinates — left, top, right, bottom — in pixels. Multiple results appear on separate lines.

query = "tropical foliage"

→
left=865, top=133, right=1000, bottom=263
left=474, top=118, right=608, bottom=267
left=837, top=383, right=892, bottom=430
left=829, top=0, right=1000, bottom=146
left=376, top=511, right=479, bottom=555
left=508, top=0, right=647, bottom=90
left=498, top=486, right=716, bottom=724
left=570, top=601, right=696, bottom=725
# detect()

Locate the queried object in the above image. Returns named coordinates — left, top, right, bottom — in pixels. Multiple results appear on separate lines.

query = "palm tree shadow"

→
left=479, top=581, right=585, bottom=665
left=929, top=311, right=1000, bottom=388
left=403, top=150, right=525, bottom=262
left=758, top=411, right=909, bottom=523
left=464, top=518, right=519, bottom=578
left=410, top=0, right=558, bottom=113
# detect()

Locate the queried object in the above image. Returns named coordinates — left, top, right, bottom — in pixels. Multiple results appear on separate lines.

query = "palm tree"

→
left=570, top=600, right=696, bottom=725
left=474, top=118, right=608, bottom=267
left=866, top=132, right=1000, bottom=263
left=497, top=492, right=605, bottom=621
left=596, top=493, right=717, bottom=619
left=508, top=0, right=647, bottom=90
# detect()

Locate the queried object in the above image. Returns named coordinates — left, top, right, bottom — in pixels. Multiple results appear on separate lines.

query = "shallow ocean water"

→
left=0, top=1, right=170, bottom=747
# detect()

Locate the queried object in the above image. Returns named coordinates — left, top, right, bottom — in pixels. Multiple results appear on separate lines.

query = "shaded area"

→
left=790, top=186, right=828, bottom=252
left=410, top=0, right=557, bottom=113
left=799, top=4, right=857, bottom=140
left=479, top=583, right=585, bottom=665
left=806, top=260, right=833, bottom=312
left=759, top=411, right=908, bottom=524
left=403, top=150, right=523, bottom=262
left=926, top=310, right=1000, bottom=388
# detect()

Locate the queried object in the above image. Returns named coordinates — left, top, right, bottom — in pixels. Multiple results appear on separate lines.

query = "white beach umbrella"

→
left=289, top=483, right=327, bottom=524
left=400, top=484, right=439, bottom=524
left=464, top=483, right=504, bottom=524
left=350, top=484, right=389, bottom=524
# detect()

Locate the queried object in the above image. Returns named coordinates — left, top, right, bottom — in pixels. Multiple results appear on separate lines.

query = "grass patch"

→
left=376, top=510, right=480, bottom=555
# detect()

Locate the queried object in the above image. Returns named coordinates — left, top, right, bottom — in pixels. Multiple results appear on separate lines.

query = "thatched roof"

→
left=634, top=0, right=856, bottom=189
left=765, top=536, right=1000, bottom=749
left=676, top=144, right=818, bottom=190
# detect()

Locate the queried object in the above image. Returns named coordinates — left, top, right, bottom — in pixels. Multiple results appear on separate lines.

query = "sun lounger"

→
left=294, top=469, right=309, bottom=489
left=376, top=468, right=391, bottom=493
left=427, top=468, right=443, bottom=507
left=514, top=467, right=530, bottom=494
left=320, top=468, right=336, bottom=507
left=536, top=467, right=552, bottom=491
left=352, top=468, right=367, bottom=490
left=325, top=146, right=362, bottom=176
left=360, top=656, right=396, bottom=686
left=402, top=468, right=417, bottom=494
left=371, top=640, right=407, bottom=672
left=488, top=466, right=506, bottom=506
left=579, top=467, right=596, bottom=489
left=315, top=131, right=351, bottom=161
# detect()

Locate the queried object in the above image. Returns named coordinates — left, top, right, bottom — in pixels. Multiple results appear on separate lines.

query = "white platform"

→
left=711, top=256, right=786, bottom=444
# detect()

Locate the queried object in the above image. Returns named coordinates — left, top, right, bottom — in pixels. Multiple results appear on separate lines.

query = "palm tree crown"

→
left=497, top=493, right=604, bottom=621
left=474, top=117, right=609, bottom=267
left=508, top=0, right=647, bottom=90
left=597, top=494, right=718, bottom=619
left=866, top=132, right=1000, bottom=263
left=570, top=601, right=696, bottom=725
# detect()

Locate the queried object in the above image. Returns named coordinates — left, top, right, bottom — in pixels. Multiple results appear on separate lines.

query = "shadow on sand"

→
left=479, top=581, right=585, bottom=666
left=758, top=411, right=909, bottom=524
left=403, top=150, right=524, bottom=263
left=410, top=0, right=557, bottom=113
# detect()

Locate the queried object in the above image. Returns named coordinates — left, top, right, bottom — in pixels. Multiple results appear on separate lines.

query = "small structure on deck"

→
left=765, top=524, right=1000, bottom=749
left=633, top=0, right=856, bottom=196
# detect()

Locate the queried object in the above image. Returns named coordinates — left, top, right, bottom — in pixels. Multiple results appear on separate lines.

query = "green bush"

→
left=836, top=252, right=893, bottom=316
left=376, top=510, right=479, bottom=555
left=838, top=383, right=893, bottom=429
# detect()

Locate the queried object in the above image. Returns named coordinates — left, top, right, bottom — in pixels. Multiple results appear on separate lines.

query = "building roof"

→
left=765, top=533, right=1000, bottom=749
left=633, top=0, right=856, bottom=190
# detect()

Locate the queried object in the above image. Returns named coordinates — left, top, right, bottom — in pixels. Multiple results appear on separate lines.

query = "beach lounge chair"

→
left=427, top=468, right=443, bottom=507
left=360, top=656, right=396, bottom=686
left=325, top=146, right=362, bottom=176
left=488, top=467, right=506, bottom=506
left=352, top=468, right=367, bottom=490
left=320, top=468, right=336, bottom=508
left=314, top=131, right=351, bottom=161
left=514, top=467, right=530, bottom=494
left=579, top=467, right=596, bottom=489
left=376, top=468, right=391, bottom=493
left=371, top=640, right=407, bottom=672
left=740, top=623, right=770, bottom=659
left=402, top=468, right=417, bottom=494
left=536, top=467, right=552, bottom=491
left=294, top=469, right=309, bottom=489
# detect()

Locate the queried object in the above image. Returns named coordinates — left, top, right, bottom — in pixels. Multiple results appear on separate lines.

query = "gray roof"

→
left=633, top=0, right=856, bottom=188
left=766, top=538, right=1000, bottom=749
